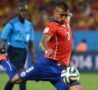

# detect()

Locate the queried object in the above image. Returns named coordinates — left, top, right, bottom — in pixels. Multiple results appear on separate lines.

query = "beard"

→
left=58, top=20, right=65, bottom=25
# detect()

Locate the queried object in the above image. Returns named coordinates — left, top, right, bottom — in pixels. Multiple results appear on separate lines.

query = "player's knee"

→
left=11, top=74, right=22, bottom=84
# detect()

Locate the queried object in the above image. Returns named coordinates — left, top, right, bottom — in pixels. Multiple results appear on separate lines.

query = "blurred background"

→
left=0, top=0, right=98, bottom=90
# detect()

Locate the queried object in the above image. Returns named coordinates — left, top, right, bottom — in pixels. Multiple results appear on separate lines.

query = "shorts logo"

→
left=26, top=66, right=34, bottom=73
left=20, top=71, right=26, bottom=77
left=20, top=66, right=34, bottom=77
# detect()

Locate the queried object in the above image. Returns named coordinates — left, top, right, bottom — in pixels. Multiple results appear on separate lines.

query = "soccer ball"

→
left=61, top=66, right=80, bottom=84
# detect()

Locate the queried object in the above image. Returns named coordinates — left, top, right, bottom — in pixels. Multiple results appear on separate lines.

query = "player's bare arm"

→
left=29, top=41, right=36, bottom=63
left=39, top=34, right=51, bottom=52
left=39, top=34, right=55, bottom=56
left=0, top=39, right=6, bottom=49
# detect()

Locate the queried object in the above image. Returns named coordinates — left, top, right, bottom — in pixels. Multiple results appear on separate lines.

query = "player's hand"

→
left=0, top=48, right=7, bottom=60
left=45, top=49, right=55, bottom=57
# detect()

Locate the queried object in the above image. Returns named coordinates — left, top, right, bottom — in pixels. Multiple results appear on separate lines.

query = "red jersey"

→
left=43, top=20, right=72, bottom=66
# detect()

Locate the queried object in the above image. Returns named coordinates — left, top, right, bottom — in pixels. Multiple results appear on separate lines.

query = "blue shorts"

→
left=18, top=57, right=68, bottom=90
left=18, top=57, right=66, bottom=81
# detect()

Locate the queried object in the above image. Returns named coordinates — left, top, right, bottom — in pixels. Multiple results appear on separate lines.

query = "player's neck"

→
left=18, top=16, right=25, bottom=23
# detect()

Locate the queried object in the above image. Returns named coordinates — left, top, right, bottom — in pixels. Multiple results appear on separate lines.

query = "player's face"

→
left=17, top=5, right=28, bottom=19
left=54, top=7, right=70, bottom=24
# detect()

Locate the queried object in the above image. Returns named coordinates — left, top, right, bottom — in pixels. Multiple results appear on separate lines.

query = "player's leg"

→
left=8, top=47, right=27, bottom=90
left=0, top=54, right=37, bottom=84
left=0, top=55, right=21, bottom=90
left=33, top=57, right=69, bottom=90
left=1, top=60, right=17, bottom=79
left=16, top=57, right=69, bottom=90
left=11, top=74, right=23, bottom=83
left=0, top=59, right=31, bottom=84
left=0, top=54, right=22, bottom=83
left=1, top=60, right=23, bottom=83
left=0, top=48, right=27, bottom=90
left=0, top=60, right=34, bottom=84
left=50, top=80, right=68, bottom=90
left=19, top=82, right=26, bottom=90
left=69, top=85, right=84, bottom=90
left=4, top=81, right=14, bottom=90
left=67, top=68, right=84, bottom=90
left=69, top=83, right=84, bottom=90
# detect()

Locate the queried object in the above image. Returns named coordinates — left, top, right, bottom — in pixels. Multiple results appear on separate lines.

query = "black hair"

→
left=55, top=2, right=69, bottom=11
left=17, top=2, right=28, bottom=10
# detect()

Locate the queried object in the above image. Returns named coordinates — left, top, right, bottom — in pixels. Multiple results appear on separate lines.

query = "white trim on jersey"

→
left=43, top=27, right=50, bottom=33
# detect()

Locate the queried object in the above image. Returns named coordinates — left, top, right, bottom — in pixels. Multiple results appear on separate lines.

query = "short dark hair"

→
left=17, top=2, right=28, bottom=10
left=55, top=2, right=69, bottom=11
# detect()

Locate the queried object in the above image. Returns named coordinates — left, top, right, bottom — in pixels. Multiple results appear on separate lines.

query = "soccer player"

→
left=0, top=2, right=84, bottom=90
left=0, top=3, right=36, bottom=90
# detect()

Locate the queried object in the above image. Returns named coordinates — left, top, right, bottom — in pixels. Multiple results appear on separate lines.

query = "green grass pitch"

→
left=0, top=72, right=98, bottom=90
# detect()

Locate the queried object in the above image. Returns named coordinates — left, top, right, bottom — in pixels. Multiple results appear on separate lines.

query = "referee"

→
left=0, top=3, right=36, bottom=90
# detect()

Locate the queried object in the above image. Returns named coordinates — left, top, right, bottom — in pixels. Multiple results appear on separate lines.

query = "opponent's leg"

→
left=0, top=54, right=22, bottom=83
left=1, top=60, right=17, bottom=80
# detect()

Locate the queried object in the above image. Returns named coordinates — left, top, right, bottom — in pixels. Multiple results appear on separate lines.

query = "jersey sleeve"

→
left=43, top=22, right=57, bottom=37
left=1, top=23, right=13, bottom=39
